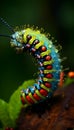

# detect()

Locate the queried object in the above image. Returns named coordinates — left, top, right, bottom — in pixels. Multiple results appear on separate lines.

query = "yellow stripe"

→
left=43, top=69, right=56, bottom=74
left=43, top=60, right=54, bottom=66
left=29, top=36, right=36, bottom=44
left=34, top=41, right=44, bottom=49
left=40, top=50, right=50, bottom=57
left=23, top=33, right=28, bottom=43
left=22, top=93, right=31, bottom=105
left=41, top=84, right=49, bottom=92
left=43, top=77, right=55, bottom=82
left=36, top=30, right=40, bottom=34
left=35, top=90, right=45, bottom=99
left=29, top=93, right=38, bottom=103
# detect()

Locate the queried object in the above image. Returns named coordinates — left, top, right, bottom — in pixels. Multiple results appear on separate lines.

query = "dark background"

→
left=0, top=0, right=74, bottom=102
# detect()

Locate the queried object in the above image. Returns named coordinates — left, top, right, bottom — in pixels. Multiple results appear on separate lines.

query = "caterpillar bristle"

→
left=51, top=36, right=55, bottom=41
left=40, top=27, right=44, bottom=33
left=46, top=33, right=58, bottom=45
left=24, top=24, right=27, bottom=29
left=46, top=33, right=51, bottom=38
left=62, top=67, right=69, bottom=72
left=14, top=26, right=19, bottom=31
left=31, top=25, right=35, bottom=30
left=27, top=24, right=30, bottom=28
left=61, top=65, right=63, bottom=69
left=61, top=57, right=67, bottom=62
left=35, top=26, right=38, bottom=30
left=50, top=37, right=57, bottom=44
left=19, top=25, right=23, bottom=31
left=55, top=44, right=62, bottom=52
left=54, top=40, right=57, bottom=43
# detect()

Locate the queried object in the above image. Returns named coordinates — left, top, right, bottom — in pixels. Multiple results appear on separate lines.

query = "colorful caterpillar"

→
left=0, top=17, right=62, bottom=106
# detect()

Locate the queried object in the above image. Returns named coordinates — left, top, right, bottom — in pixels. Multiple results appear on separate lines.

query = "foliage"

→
left=0, top=80, right=35, bottom=129
left=64, top=77, right=74, bottom=86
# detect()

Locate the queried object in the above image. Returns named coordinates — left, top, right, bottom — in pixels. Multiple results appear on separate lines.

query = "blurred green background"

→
left=0, top=0, right=74, bottom=102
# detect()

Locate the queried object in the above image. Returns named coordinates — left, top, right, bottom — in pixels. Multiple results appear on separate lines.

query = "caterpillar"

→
left=0, top=17, right=62, bottom=106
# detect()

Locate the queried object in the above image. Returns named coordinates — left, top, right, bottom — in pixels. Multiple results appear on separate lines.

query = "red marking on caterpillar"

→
left=33, top=93, right=41, bottom=101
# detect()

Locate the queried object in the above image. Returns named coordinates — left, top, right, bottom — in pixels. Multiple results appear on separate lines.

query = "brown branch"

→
left=15, top=83, right=74, bottom=130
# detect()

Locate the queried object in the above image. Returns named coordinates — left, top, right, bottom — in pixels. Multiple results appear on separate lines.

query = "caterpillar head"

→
left=0, top=17, right=25, bottom=49
left=10, top=30, right=25, bottom=48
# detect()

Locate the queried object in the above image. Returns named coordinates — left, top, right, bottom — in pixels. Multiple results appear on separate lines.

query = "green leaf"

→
left=8, top=79, right=35, bottom=125
left=64, top=77, right=74, bottom=86
left=0, top=99, right=12, bottom=127
left=21, top=79, right=35, bottom=89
